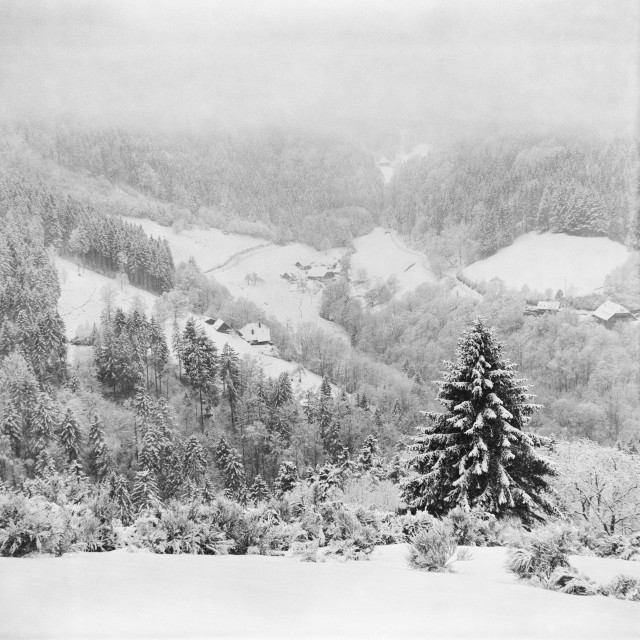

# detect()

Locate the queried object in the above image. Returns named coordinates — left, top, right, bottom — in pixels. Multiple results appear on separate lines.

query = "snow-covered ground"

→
left=209, top=242, right=348, bottom=338
left=350, top=228, right=438, bottom=297
left=121, top=216, right=268, bottom=271
left=56, top=257, right=325, bottom=395
left=0, top=545, right=637, bottom=639
left=463, top=232, right=632, bottom=296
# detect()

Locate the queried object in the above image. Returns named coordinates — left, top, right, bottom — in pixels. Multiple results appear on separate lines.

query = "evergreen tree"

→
left=183, top=435, right=207, bottom=481
left=31, top=392, right=58, bottom=466
left=2, top=402, right=22, bottom=456
left=139, top=423, right=161, bottom=474
left=357, top=434, right=382, bottom=472
left=219, top=344, right=240, bottom=430
left=273, top=460, right=299, bottom=497
left=58, top=408, right=82, bottom=463
left=248, top=474, right=269, bottom=505
left=402, top=317, right=556, bottom=523
left=132, top=469, right=160, bottom=511
left=215, top=436, right=246, bottom=498
left=88, top=415, right=113, bottom=481
left=109, top=472, right=134, bottom=524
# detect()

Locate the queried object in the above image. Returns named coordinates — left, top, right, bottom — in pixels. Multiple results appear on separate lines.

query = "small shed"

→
left=295, top=261, right=311, bottom=271
left=592, top=301, right=636, bottom=328
left=240, top=321, right=271, bottom=345
left=307, top=266, right=336, bottom=281
left=205, top=318, right=233, bottom=334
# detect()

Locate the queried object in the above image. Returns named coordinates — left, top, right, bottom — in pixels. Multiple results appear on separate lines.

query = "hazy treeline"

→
left=386, top=139, right=639, bottom=266
left=16, top=123, right=383, bottom=248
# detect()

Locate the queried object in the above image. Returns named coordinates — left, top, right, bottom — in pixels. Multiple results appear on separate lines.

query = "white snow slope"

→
left=0, top=545, right=638, bottom=639
left=56, top=257, right=325, bottom=395
left=350, top=228, right=438, bottom=297
left=463, top=232, right=632, bottom=296
left=121, top=216, right=267, bottom=271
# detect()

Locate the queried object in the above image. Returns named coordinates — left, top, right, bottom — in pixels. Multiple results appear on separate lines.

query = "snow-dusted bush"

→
left=131, top=501, right=231, bottom=555
left=506, top=524, right=578, bottom=580
left=407, top=521, right=457, bottom=572
left=601, top=575, right=640, bottom=601
left=443, top=508, right=502, bottom=546
left=341, top=476, right=401, bottom=513
left=547, top=568, right=598, bottom=596
left=593, top=533, right=640, bottom=561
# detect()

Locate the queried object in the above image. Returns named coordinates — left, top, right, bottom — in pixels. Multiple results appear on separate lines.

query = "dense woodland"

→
left=1, top=122, right=639, bottom=571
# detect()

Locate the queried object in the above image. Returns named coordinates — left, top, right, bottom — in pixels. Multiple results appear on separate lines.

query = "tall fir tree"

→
left=58, top=408, right=82, bottom=463
left=402, top=317, right=556, bottom=523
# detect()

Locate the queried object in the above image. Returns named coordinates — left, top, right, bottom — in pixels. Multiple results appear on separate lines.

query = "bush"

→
left=131, top=501, right=231, bottom=555
left=407, top=521, right=457, bottom=572
left=602, top=574, right=640, bottom=601
left=506, top=524, right=578, bottom=580
left=443, top=508, right=501, bottom=546
left=547, top=568, right=598, bottom=596
left=594, top=534, right=640, bottom=561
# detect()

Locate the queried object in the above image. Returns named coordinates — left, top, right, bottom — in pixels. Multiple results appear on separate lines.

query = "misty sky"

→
left=0, top=0, right=638, bottom=138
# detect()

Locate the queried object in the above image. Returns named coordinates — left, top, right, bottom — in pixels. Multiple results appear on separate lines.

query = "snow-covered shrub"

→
left=443, top=508, right=501, bottom=546
left=546, top=568, right=598, bottom=596
left=507, top=524, right=579, bottom=580
left=399, top=511, right=436, bottom=539
left=341, top=476, right=401, bottom=513
left=407, top=521, right=457, bottom=572
left=0, top=491, right=80, bottom=557
left=593, top=534, right=640, bottom=561
left=131, top=501, right=231, bottom=555
left=601, top=575, right=640, bottom=601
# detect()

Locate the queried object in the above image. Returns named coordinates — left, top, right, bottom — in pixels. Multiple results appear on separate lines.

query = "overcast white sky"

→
left=0, top=0, right=637, bottom=138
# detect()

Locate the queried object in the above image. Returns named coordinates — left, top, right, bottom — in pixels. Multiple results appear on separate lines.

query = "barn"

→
left=205, top=318, right=233, bottom=334
left=525, top=300, right=561, bottom=316
left=307, top=266, right=336, bottom=281
left=592, top=301, right=636, bottom=328
left=240, top=321, right=271, bottom=345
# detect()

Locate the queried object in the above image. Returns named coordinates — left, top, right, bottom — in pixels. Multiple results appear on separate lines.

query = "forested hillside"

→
left=385, top=139, right=639, bottom=267
left=13, top=123, right=383, bottom=248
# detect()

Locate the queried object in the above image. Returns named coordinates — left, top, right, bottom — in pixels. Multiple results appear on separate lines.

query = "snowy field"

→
left=0, top=545, right=638, bottom=639
left=463, top=232, right=632, bottom=295
left=350, top=228, right=438, bottom=297
left=209, top=242, right=348, bottom=338
left=56, top=257, right=325, bottom=395
left=121, top=216, right=268, bottom=271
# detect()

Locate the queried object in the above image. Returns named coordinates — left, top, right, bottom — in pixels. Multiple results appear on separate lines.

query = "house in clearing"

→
left=377, top=156, right=392, bottom=167
left=240, top=321, right=271, bottom=345
left=525, top=300, right=561, bottom=316
left=295, top=261, right=311, bottom=271
left=592, top=301, right=636, bottom=328
left=307, top=266, right=336, bottom=281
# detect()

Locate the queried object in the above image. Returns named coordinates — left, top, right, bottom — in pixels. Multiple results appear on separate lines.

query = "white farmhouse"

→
left=239, top=321, right=272, bottom=345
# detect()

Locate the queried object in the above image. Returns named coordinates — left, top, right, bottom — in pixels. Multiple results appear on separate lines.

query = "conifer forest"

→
left=0, top=2, right=639, bottom=639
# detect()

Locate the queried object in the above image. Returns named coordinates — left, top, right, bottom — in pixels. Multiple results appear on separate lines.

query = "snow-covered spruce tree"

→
left=183, top=435, right=207, bottom=482
left=109, top=472, right=134, bottom=524
left=248, top=474, right=269, bottom=505
left=273, top=460, right=299, bottom=497
left=88, top=416, right=114, bottom=482
left=58, top=408, right=82, bottom=463
left=132, top=469, right=160, bottom=512
left=402, top=317, right=556, bottom=524
left=357, top=435, right=382, bottom=472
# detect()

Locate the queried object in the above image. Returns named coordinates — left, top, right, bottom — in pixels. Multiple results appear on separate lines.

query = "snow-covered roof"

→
left=536, top=300, right=560, bottom=311
left=307, top=266, right=335, bottom=279
left=212, top=319, right=230, bottom=331
left=592, top=300, right=633, bottom=321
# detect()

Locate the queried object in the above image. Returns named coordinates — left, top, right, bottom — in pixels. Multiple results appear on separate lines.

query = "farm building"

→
left=205, top=318, right=233, bottom=334
left=377, top=156, right=392, bottom=167
left=592, top=301, right=636, bottom=327
left=240, top=322, right=271, bottom=345
left=295, top=261, right=311, bottom=271
left=307, top=266, right=337, bottom=281
left=525, top=300, right=561, bottom=316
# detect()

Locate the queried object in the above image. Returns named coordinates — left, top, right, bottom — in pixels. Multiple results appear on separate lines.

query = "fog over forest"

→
left=0, top=0, right=637, bottom=139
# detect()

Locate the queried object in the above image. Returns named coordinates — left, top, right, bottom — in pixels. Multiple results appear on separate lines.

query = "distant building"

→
left=295, top=261, right=311, bottom=271
left=592, top=301, right=636, bottom=328
left=525, top=300, right=561, bottom=316
left=240, top=322, right=271, bottom=345
left=377, top=156, right=392, bottom=167
left=307, top=266, right=336, bottom=281
left=205, top=318, right=233, bottom=334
